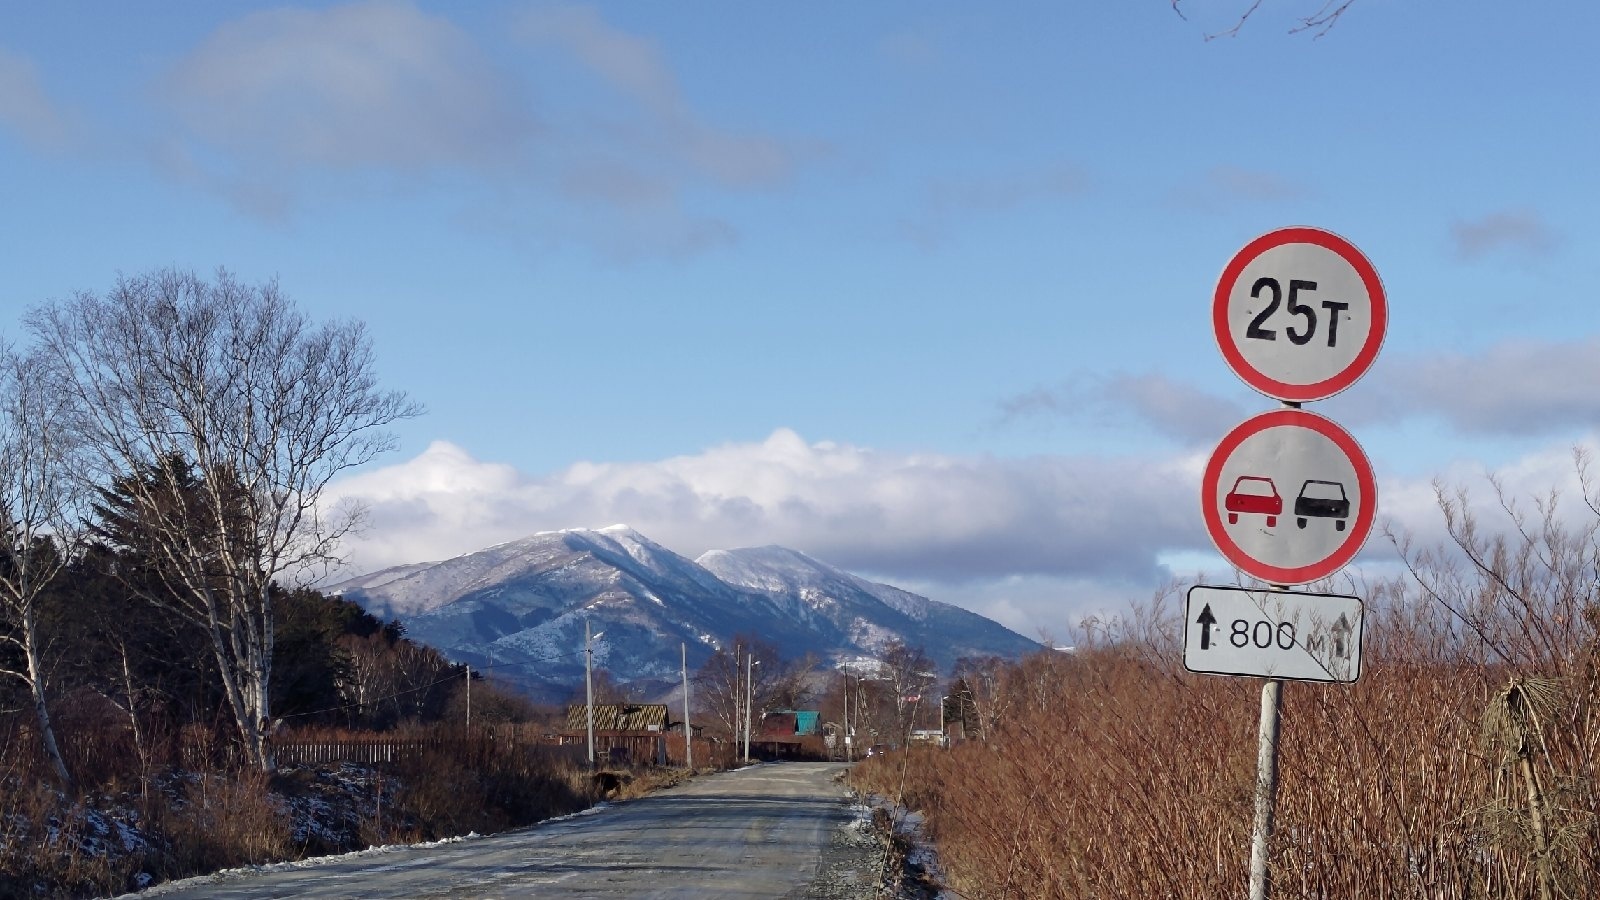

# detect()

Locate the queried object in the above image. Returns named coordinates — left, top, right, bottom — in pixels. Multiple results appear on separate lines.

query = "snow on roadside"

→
left=119, top=802, right=614, bottom=898
left=862, top=795, right=957, bottom=900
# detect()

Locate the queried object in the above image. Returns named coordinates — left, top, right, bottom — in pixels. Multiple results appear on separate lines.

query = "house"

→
left=560, top=704, right=734, bottom=768
left=564, top=703, right=670, bottom=733
left=752, top=710, right=828, bottom=761
left=561, top=703, right=672, bottom=766
left=759, top=709, right=821, bottom=736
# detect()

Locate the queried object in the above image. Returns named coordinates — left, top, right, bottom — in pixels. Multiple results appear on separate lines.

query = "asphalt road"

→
left=133, top=762, right=885, bottom=899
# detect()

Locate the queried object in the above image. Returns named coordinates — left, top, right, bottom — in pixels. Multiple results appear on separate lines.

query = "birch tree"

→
left=693, top=637, right=796, bottom=738
left=951, top=655, right=1012, bottom=742
left=30, top=269, right=420, bottom=771
left=0, top=343, right=82, bottom=788
left=876, top=641, right=937, bottom=744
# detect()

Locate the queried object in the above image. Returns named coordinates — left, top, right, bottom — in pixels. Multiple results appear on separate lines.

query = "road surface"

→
left=134, top=762, right=884, bottom=899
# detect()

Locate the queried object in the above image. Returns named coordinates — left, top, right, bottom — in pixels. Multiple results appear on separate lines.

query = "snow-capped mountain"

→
left=331, top=525, right=1041, bottom=700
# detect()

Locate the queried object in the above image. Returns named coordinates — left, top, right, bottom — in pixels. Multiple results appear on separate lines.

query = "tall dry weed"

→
left=151, top=769, right=293, bottom=873
left=383, top=727, right=593, bottom=839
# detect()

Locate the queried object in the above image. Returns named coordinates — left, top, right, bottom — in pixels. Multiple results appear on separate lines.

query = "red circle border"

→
left=1200, top=408, right=1377, bottom=585
left=1212, top=227, right=1387, bottom=403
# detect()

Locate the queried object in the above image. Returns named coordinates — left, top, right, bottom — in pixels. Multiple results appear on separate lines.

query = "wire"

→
left=273, top=645, right=589, bottom=723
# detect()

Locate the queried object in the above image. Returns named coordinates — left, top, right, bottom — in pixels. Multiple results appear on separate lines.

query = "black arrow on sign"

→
left=1196, top=604, right=1217, bottom=650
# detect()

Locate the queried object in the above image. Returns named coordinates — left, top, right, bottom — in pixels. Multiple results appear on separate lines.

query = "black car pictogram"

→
left=1294, top=480, right=1349, bottom=531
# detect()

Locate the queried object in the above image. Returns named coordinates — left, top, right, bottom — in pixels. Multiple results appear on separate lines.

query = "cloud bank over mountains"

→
left=326, top=422, right=1600, bottom=637
left=327, top=429, right=1202, bottom=586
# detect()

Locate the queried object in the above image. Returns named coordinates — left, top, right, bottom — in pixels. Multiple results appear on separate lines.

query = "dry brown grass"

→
left=0, top=721, right=702, bottom=897
left=152, top=769, right=295, bottom=872
left=850, top=580, right=1600, bottom=899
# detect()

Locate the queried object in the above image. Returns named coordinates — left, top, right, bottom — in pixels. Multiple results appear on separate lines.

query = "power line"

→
left=275, top=645, right=588, bottom=723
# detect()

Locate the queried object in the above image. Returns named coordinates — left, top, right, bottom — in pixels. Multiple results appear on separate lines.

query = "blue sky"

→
left=3, top=1, right=1598, bottom=638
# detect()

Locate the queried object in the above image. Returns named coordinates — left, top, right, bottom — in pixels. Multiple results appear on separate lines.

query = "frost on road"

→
left=134, top=762, right=885, bottom=899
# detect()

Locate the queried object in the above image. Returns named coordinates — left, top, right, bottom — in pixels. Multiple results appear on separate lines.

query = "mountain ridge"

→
left=331, top=525, right=1041, bottom=700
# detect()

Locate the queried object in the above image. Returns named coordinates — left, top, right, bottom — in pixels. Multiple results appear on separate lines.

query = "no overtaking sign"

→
left=1201, top=408, right=1376, bottom=586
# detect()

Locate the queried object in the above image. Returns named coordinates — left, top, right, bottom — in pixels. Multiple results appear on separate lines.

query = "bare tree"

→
left=567, top=668, right=630, bottom=706
left=951, top=655, right=1012, bottom=742
left=388, top=638, right=453, bottom=723
left=0, top=344, right=83, bottom=787
left=694, top=644, right=750, bottom=738
left=1384, top=454, right=1600, bottom=895
left=879, top=640, right=937, bottom=744
left=1172, top=0, right=1357, bottom=38
left=693, top=637, right=804, bottom=738
left=764, top=651, right=819, bottom=714
left=336, top=631, right=392, bottom=726
left=30, top=269, right=420, bottom=771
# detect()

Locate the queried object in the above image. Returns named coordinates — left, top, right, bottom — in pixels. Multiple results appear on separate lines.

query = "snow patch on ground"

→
left=123, top=834, right=481, bottom=897
left=863, top=795, right=956, bottom=899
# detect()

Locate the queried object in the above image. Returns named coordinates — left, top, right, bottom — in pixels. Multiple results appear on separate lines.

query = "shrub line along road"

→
left=129, top=762, right=886, bottom=899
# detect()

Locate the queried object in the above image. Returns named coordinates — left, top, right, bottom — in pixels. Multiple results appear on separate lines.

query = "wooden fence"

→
left=270, top=728, right=587, bottom=768
left=271, top=739, right=436, bottom=765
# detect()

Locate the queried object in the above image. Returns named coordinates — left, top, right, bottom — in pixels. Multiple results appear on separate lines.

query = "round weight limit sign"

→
left=1201, top=408, right=1377, bottom=585
left=1213, top=227, right=1386, bottom=403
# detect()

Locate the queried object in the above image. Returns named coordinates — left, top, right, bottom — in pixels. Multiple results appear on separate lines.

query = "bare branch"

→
left=1172, top=0, right=1359, bottom=39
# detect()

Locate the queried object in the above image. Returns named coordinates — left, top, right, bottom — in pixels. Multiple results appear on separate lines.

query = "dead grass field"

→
left=0, top=724, right=687, bottom=899
left=853, top=523, right=1600, bottom=900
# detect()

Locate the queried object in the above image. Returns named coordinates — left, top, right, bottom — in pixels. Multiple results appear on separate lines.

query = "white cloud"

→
left=1009, top=335, right=1600, bottom=441
left=1169, top=164, right=1307, bottom=212
left=325, top=429, right=1207, bottom=621
left=900, top=163, right=1089, bottom=248
left=160, top=2, right=533, bottom=175
left=324, top=426, right=1600, bottom=638
left=1203, top=165, right=1304, bottom=202
left=515, top=3, right=796, bottom=189
left=1451, top=209, right=1557, bottom=260
left=0, top=47, right=75, bottom=151
left=880, top=30, right=941, bottom=70
left=1342, top=337, right=1600, bottom=435
left=151, top=2, right=799, bottom=256
left=1374, top=434, right=1600, bottom=579
left=887, top=572, right=1168, bottom=641
left=998, top=372, right=1249, bottom=446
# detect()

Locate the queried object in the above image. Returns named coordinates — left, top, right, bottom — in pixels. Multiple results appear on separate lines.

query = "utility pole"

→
left=939, top=694, right=948, bottom=749
left=842, top=670, right=850, bottom=762
left=744, top=654, right=760, bottom=763
left=465, top=664, right=471, bottom=730
left=585, top=621, right=596, bottom=768
left=681, top=642, right=692, bottom=770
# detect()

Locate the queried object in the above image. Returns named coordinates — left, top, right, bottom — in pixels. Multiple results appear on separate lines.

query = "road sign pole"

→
left=1208, top=229, right=1383, bottom=899
left=1244, top=362, right=1295, bottom=900
left=1248, top=674, right=1283, bottom=900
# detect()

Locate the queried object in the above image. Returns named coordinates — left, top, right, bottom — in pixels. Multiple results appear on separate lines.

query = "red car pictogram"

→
left=1225, top=475, right=1281, bottom=527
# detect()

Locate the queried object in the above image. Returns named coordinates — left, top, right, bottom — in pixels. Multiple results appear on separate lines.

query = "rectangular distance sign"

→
left=1184, top=585, right=1364, bottom=683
